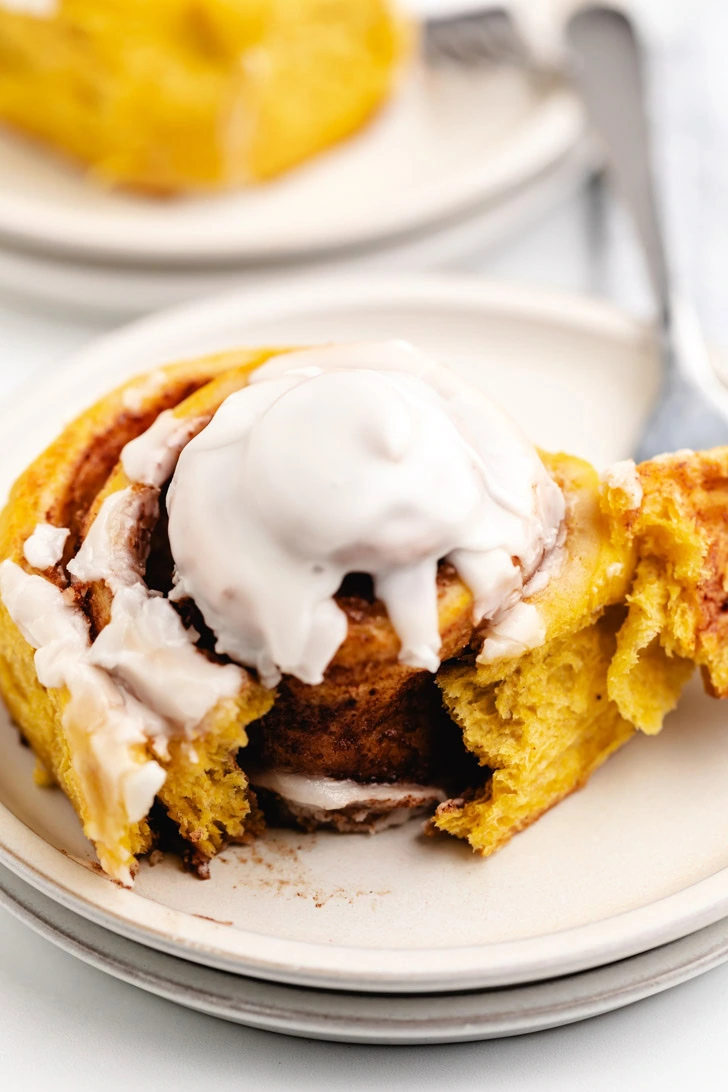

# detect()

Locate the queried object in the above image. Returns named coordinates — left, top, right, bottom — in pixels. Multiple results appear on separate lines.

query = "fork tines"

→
left=424, top=9, right=531, bottom=68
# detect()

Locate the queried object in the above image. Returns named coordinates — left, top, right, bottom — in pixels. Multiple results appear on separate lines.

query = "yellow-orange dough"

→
left=0, top=0, right=408, bottom=192
left=434, top=449, right=728, bottom=855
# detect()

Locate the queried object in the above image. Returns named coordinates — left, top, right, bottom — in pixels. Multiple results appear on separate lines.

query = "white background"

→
left=3, top=1, right=728, bottom=1087
left=2, top=898, right=728, bottom=1091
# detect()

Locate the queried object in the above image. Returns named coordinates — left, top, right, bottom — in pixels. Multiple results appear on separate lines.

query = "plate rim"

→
left=2, top=860, right=728, bottom=1044
left=6, top=271, right=728, bottom=996
left=0, top=79, right=583, bottom=266
left=0, top=142, right=593, bottom=318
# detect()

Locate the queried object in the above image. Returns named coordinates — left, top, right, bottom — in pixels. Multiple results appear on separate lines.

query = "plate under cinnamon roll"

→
left=1, top=340, right=728, bottom=885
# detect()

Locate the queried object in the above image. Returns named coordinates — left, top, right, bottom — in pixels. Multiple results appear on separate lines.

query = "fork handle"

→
left=565, top=7, right=671, bottom=319
left=567, top=5, right=728, bottom=444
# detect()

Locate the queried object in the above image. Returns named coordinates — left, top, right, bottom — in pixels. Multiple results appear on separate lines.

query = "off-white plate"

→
left=3, top=274, right=728, bottom=996
left=0, top=67, right=582, bottom=265
left=0, top=143, right=590, bottom=317
left=2, top=862, right=728, bottom=1044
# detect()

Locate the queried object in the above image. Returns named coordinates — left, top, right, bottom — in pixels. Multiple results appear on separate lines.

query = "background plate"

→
left=0, top=69, right=582, bottom=264
left=3, top=862, right=728, bottom=1044
left=3, top=275, right=728, bottom=995
left=0, top=144, right=591, bottom=318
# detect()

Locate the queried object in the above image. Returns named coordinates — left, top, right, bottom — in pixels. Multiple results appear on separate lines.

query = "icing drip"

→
left=167, top=342, right=564, bottom=687
left=23, top=523, right=69, bottom=569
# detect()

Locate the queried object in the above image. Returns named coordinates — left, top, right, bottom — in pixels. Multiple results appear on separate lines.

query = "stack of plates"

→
left=2, top=273, right=728, bottom=1043
left=0, top=66, right=590, bottom=316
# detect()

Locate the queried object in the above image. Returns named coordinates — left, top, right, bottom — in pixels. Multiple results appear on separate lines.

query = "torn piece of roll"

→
left=0, top=0, right=409, bottom=193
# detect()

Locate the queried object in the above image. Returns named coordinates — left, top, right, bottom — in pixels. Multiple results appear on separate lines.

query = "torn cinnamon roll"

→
left=1, top=340, right=726, bottom=884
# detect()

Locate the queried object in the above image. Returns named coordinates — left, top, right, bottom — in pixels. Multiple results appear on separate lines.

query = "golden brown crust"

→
left=635, top=448, right=728, bottom=696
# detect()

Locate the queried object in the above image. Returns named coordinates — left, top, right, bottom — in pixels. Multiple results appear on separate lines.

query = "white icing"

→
left=603, top=459, right=643, bottom=507
left=477, top=601, right=545, bottom=664
left=167, top=342, right=564, bottom=687
left=120, top=370, right=168, bottom=414
left=121, top=410, right=205, bottom=488
left=0, top=559, right=87, bottom=666
left=251, top=768, right=447, bottom=811
left=68, top=487, right=245, bottom=731
left=86, top=584, right=243, bottom=732
left=521, top=567, right=550, bottom=598
left=0, top=0, right=57, bottom=15
left=475, top=524, right=566, bottom=663
left=2, top=470, right=247, bottom=881
left=23, top=523, right=69, bottom=570
left=67, top=487, right=151, bottom=588
left=0, top=560, right=166, bottom=884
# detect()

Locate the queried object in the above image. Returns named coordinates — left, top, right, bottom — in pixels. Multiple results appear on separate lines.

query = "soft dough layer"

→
left=435, top=449, right=728, bottom=853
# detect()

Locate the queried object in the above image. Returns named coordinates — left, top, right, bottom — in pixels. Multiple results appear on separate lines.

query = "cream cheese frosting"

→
left=0, top=559, right=166, bottom=884
left=66, top=486, right=244, bottom=734
left=23, top=522, right=69, bottom=570
left=477, top=601, right=545, bottom=664
left=121, top=411, right=206, bottom=489
left=602, top=459, right=643, bottom=508
left=250, top=768, right=447, bottom=811
left=167, top=342, right=565, bottom=687
left=0, top=429, right=242, bottom=880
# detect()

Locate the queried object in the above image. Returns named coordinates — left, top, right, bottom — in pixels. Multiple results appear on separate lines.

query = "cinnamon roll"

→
left=1, top=340, right=727, bottom=884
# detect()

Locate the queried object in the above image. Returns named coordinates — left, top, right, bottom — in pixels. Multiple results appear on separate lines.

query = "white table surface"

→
left=1, top=900, right=727, bottom=1092
left=3, top=3, right=728, bottom=1081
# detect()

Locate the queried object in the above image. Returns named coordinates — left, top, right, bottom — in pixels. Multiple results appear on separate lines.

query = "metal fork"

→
left=566, top=6, right=728, bottom=460
left=424, top=5, right=533, bottom=68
